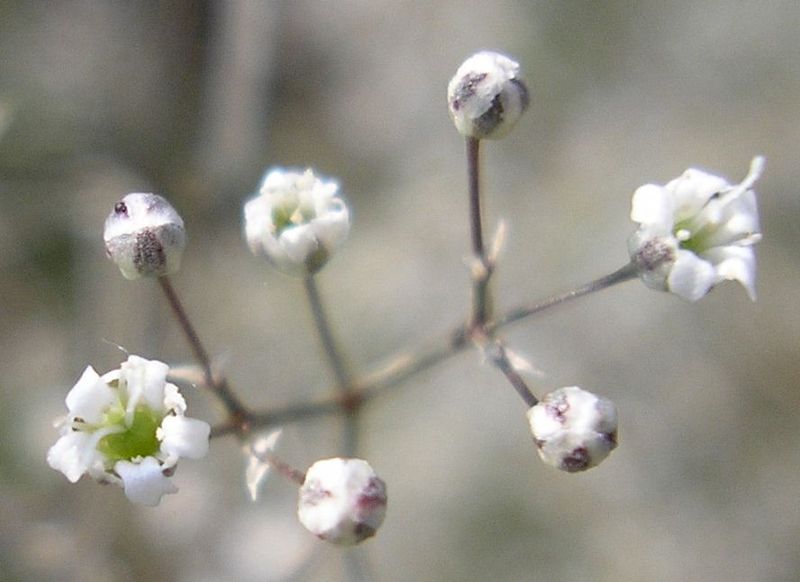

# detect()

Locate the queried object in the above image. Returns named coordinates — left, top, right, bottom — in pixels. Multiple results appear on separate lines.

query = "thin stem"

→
left=466, top=136, right=493, bottom=329
left=251, top=447, right=306, bottom=486
left=304, top=275, right=353, bottom=390
left=492, top=262, right=639, bottom=330
left=304, top=274, right=359, bottom=455
left=483, top=339, right=538, bottom=407
left=467, top=137, right=483, bottom=257
left=158, top=276, right=250, bottom=423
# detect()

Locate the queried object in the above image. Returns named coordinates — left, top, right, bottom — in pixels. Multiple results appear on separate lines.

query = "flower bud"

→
left=244, top=168, right=350, bottom=276
left=526, top=386, right=618, bottom=472
left=447, top=51, right=529, bottom=140
left=103, top=193, right=186, bottom=280
left=297, top=457, right=387, bottom=546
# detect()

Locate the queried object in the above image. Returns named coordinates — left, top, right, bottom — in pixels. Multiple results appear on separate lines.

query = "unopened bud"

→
left=297, top=457, right=387, bottom=546
left=103, top=193, right=186, bottom=280
left=527, top=386, right=618, bottom=472
left=447, top=51, right=529, bottom=140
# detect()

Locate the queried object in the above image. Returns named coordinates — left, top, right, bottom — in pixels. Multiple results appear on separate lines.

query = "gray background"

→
left=1, top=1, right=798, bottom=581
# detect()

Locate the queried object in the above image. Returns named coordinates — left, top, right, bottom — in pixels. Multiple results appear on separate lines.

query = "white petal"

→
left=115, top=457, right=178, bottom=506
left=279, top=225, right=318, bottom=264
left=162, top=383, right=187, bottom=414
left=667, top=249, right=717, bottom=302
left=703, top=189, right=760, bottom=248
left=630, top=184, right=675, bottom=231
left=667, top=168, right=729, bottom=222
left=159, top=415, right=210, bottom=460
left=704, top=246, right=758, bottom=301
left=243, top=196, right=273, bottom=253
left=65, top=366, right=116, bottom=424
left=122, top=355, right=169, bottom=413
left=47, top=431, right=98, bottom=482
left=311, top=203, right=350, bottom=252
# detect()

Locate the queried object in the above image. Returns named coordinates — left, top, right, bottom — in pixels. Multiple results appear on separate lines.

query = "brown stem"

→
left=158, top=276, right=250, bottom=426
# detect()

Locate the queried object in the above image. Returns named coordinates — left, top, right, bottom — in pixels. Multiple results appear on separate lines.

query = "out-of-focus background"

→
left=1, top=2, right=798, bottom=581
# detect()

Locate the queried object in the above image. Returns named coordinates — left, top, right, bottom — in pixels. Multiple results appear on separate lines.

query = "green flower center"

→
left=97, top=406, right=162, bottom=462
left=673, top=218, right=714, bottom=254
left=272, top=197, right=315, bottom=236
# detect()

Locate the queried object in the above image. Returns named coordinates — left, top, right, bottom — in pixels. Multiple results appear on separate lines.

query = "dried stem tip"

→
left=448, top=51, right=529, bottom=139
left=104, top=193, right=186, bottom=280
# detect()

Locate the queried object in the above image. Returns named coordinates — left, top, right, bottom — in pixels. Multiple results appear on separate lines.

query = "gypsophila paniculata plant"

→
left=49, top=50, right=764, bottom=549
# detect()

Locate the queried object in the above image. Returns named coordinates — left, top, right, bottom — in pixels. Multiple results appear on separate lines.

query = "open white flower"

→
left=47, top=355, right=210, bottom=506
left=244, top=168, right=350, bottom=276
left=628, top=157, right=764, bottom=302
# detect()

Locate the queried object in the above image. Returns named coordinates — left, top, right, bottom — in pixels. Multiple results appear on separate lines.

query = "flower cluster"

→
left=628, top=157, right=764, bottom=302
left=244, top=168, right=350, bottom=276
left=47, top=355, right=210, bottom=506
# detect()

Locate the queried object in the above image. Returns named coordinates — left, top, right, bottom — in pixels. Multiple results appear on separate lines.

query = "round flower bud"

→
left=526, top=386, right=618, bottom=473
left=447, top=51, right=529, bottom=139
left=297, top=457, right=387, bottom=546
left=244, top=168, right=350, bottom=276
left=103, top=193, right=186, bottom=280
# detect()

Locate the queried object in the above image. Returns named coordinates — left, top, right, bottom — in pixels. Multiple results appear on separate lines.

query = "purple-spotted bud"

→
left=527, top=386, right=618, bottom=472
left=103, top=193, right=186, bottom=280
left=297, top=458, right=387, bottom=546
left=447, top=51, right=529, bottom=139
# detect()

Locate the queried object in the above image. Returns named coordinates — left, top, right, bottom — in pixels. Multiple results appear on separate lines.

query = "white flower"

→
left=527, top=386, right=618, bottom=472
left=447, top=51, right=529, bottom=139
left=628, top=157, right=764, bottom=302
left=47, top=355, right=210, bottom=506
left=244, top=168, right=350, bottom=276
left=297, top=458, right=387, bottom=546
left=104, top=193, right=186, bottom=280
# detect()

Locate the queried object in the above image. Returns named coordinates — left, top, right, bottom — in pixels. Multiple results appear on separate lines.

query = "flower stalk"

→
left=158, top=276, right=250, bottom=428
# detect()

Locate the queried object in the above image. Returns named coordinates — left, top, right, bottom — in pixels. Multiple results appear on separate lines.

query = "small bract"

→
left=628, top=157, right=764, bottom=302
left=297, top=457, right=387, bottom=546
left=447, top=50, right=529, bottom=140
left=103, top=193, right=186, bottom=280
left=47, top=355, right=210, bottom=506
left=244, top=168, right=350, bottom=276
left=527, top=386, right=618, bottom=472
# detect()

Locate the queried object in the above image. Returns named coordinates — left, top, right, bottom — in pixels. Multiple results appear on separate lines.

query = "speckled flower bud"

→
left=297, top=458, right=387, bottom=546
left=527, top=386, right=618, bottom=472
left=447, top=51, right=529, bottom=139
left=103, top=193, right=186, bottom=280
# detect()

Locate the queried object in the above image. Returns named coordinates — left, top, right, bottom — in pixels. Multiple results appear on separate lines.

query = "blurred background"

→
left=1, top=1, right=798, bottom=581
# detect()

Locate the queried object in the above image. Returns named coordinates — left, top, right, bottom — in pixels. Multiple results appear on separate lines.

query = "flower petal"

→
left=115, top=457, right=178, bottom=506
left=279, top=225, right=318, bottom=264
left=704, top=246, right=758, bottom=301
left=122, top=355, right=169, bottom=414
left=630, top=184, right=675, bottom=232
left=667, top=249, right=717, bottom=302
left=65, top=366, right=116, bottom=424
left=666, top=168, right=729, bottom=222
left=47, top=431, right=98, bottom=482
left=159, top=415, right=210, bottom=460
